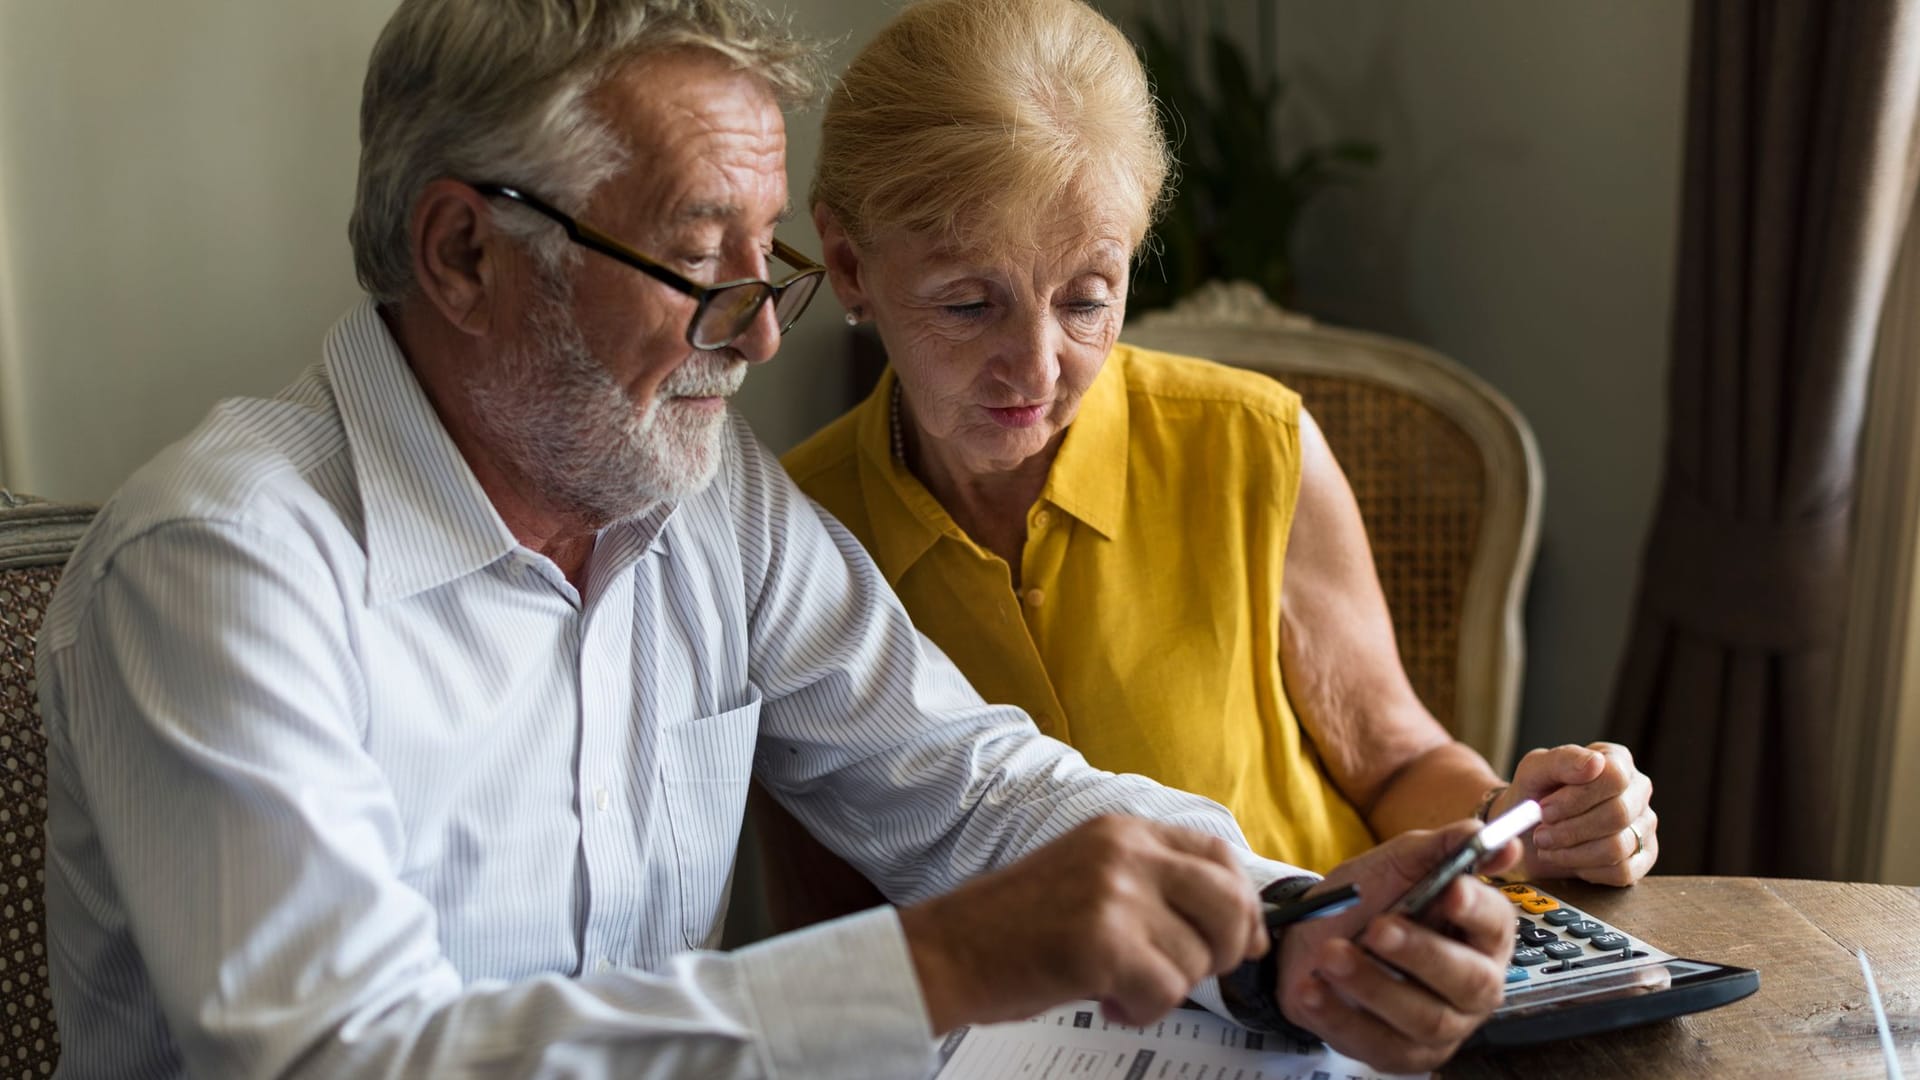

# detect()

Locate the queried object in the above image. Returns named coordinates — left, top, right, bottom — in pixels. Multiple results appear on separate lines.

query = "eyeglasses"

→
left=470, top=182, right=826, bottom=352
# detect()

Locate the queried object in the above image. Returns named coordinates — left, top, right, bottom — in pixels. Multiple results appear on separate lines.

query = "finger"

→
left=1420, top=875, right=1515, bottom=961
left=1511, top=744, right=1608, bottom=802
left=1288, top=961, right=1460, bottom=1075
left=1536, top=743, right=1638, bottom=824
left=1097, top=946, right=1196, bottom=1028
left=1356, top=914, right=1507, bottom=1016
left=1148, top=871, right=1247, bottom=982
left=1384, top=820, right=1485, bottom=883
left=1154, top=848, right=1263, bottom=971
left=1538, top=815, right=1645, bottom=871
left=1359, top=907, right=1505, bottom=1006
left=1533, top=772, right=1649, bottom=850
left=1575, top=809, right=1660, bottom=886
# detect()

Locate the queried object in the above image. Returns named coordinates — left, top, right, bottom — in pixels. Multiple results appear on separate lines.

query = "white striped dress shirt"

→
left=37, top=299, right=1304, bottom=1078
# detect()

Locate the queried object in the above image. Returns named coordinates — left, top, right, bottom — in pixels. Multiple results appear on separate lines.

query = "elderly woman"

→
left=759, top=0, right=1656, bottom=923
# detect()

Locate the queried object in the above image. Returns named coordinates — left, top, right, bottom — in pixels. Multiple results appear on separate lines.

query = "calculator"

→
left=1468, top=881, right=1759, bottom=1047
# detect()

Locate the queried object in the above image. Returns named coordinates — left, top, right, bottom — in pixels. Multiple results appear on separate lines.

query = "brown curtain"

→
left=1607, top=0, right=1920, bottom=877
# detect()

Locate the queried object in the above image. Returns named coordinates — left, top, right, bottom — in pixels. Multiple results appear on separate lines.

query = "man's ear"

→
left=813, top=203, right=871, bottom=317
left=409, top=179, right=507, bottom=336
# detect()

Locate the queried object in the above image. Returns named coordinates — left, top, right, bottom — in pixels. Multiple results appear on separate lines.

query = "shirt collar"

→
left=1039, top=351, right=1128, bottom=540
left=850, top=352, right=1130, bottom=584
left=325, top=299, right=522, bottom=606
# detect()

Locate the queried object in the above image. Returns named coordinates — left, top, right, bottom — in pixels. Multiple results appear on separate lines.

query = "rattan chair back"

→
left=0, top=492, right=92, bottom=1077
left=1124, top=283, right=1541, bottom=772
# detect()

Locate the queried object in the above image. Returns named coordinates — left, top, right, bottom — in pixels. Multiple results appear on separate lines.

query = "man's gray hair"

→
left=349, top=0, right=825, bottom=304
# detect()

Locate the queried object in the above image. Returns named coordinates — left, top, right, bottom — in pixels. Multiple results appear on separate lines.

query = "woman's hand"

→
left=1495, top=742, right=1656, bottom=885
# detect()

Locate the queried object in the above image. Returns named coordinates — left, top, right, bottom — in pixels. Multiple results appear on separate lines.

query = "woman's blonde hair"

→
left=812, top=0, right=1170, bottom=252
left=350, top=0, right=824, bottom=303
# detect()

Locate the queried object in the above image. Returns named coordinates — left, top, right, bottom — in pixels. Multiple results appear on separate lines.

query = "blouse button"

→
left=1032, top=508, right=1052, bottom=530
left=1023, top=587, right=1046, bottom=607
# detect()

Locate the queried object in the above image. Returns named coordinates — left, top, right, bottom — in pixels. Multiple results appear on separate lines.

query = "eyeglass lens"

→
left=691, top=274, right=824, bottom=350
left=774, top=274, right=822, bottom=330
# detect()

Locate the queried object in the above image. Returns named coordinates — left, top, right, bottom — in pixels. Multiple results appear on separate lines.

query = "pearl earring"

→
left=844, top=312, right=860, bottom=327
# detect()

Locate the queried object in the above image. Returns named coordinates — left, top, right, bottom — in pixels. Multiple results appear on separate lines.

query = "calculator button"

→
left=1589, top=931, right=1630, bottom=951
left=1515, top=916, right=1536, bottom=929
left=1512, top=947, right=1549, bottom=966
left=1565, top=919, right=1606, bottom=938
left=1500, top=884, right=1537, bottom=902
left=1518, top=896, right=1560, bottom=915
left=1542, top=908, right=1585, bottom=927
left=1505, top=965, right=1531, bottom=983
left=1517, top=926, right=1557, bottom=947
left=1542, top=941, right=1584, bottom=961
left=1547, top=949, right=1650, bottom=974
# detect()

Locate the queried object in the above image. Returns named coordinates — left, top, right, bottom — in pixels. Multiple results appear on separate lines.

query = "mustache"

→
left=662, top=355, right=748, bottom=398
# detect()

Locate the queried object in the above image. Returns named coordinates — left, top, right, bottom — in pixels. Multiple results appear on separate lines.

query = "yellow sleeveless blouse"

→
left=783, top=344, right=1375, bottom=873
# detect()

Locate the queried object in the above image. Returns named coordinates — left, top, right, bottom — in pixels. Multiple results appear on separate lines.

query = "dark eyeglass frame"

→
left=469, top=181, right=826, bottom=351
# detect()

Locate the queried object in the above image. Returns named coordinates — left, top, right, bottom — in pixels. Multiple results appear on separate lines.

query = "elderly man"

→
left=38, top=1, right=1519, bottom=1076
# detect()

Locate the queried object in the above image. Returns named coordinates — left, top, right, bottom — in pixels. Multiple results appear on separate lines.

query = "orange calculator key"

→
left=1500, top=884, right=1538, bottom=902
left=1519, top=895, right=1560, bottom=915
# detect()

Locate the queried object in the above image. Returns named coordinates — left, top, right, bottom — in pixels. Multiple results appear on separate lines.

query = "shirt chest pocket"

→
left=660, top=691, right=762, bottom=948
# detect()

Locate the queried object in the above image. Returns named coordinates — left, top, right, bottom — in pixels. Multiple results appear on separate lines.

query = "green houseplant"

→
left=1128, top=2, right=1377, bottom=313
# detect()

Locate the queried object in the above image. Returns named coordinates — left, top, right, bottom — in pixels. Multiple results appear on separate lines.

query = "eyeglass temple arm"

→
left=473, top=182, right=702, bottom=296
left=771, top=236, right=825, bottom=273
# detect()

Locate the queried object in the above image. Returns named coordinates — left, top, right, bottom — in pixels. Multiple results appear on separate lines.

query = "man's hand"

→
left=897, top=815, right=1268, bottom=1034
left=1497, top=741, right=1656, bottom=885
left=1277, top=822, right=1520, bottom=1074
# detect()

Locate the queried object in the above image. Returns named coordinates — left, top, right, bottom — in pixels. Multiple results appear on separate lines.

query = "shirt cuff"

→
left=1201, top=862, right=1323, bottom=1033
left=734, top=906, right=935, bottom=1079
left=1234, top=851, right=1315, bottom=894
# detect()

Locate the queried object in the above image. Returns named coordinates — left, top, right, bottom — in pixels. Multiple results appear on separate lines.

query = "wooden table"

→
left=1443, top=876, right=1919, bottom=1078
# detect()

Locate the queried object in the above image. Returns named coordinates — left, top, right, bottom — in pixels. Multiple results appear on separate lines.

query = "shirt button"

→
left=594, top=956, right=612, bottom=974
left=1023, top=587, right=1046, bottom=607
left=1032, top=509, right=1052, bottom=529
left=594, top=788, right=610, bottom=812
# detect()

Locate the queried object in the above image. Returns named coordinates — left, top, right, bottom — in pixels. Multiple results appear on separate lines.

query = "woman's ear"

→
left=813, top=203, right=871, bottom=318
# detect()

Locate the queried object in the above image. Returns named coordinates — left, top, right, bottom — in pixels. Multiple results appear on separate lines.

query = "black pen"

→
left=1262, top=883, right=1361, bottom=929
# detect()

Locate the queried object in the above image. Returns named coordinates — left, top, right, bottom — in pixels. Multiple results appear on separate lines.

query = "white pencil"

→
left=1859, top=947, right=1905, bottom=1080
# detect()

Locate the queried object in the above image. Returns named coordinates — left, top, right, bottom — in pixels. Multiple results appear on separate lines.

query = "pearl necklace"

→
left=889, top=380, right=907, bottom=465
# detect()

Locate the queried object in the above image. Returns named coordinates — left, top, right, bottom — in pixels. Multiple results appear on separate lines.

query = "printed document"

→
left=932, top=1000, right=1426, bottom=1079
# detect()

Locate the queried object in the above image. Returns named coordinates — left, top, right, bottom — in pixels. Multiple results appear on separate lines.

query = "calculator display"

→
left=1494, top=959, right=1683, bottom=1017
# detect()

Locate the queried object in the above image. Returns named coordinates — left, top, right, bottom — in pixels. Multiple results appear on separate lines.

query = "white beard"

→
left=466, top=286, right=746, bottom=525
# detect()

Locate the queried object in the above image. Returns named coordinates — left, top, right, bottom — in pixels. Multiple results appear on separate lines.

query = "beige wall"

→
left=1103, top=1, right=1690, bottom=754
left=0, top=1, right=890, bottom=504
left=0, top=2, right=1696, bottom=759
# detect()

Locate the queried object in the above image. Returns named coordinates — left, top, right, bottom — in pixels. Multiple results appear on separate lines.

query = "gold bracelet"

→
left=1476, top=784, right=1510, bottom=823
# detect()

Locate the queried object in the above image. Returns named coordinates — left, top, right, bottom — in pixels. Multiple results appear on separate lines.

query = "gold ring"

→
left=1629, top=824, right=1644, bottom=857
